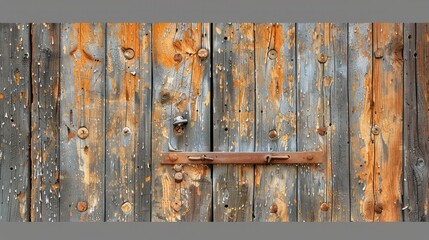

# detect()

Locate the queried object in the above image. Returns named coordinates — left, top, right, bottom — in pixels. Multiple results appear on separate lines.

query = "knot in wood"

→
left=371, top=125, right=381, bottom=135
left=197, top=48, right=209, bottom=60
left=268, top=49, right=278, bottom=60
left=121, top=201, right=132, bottom=214
left=317, top=127, right=326, bottom=136
left=173, top=53, right=183, bottom=62
left=269, top=203, right=278, bottom=213
left=123, top=48, right=135, bottom=60
left=77, top=201, right=88, bottom=212
left=77, top=127, right=89, bottom=139
left=374, top=203, right=383, bottom=214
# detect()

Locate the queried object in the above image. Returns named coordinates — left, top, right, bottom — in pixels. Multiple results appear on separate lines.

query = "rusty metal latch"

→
left=160, top=151, right=323, bottom=165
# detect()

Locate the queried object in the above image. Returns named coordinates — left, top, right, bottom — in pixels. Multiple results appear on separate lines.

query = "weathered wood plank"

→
left=296, top=23, right=328, bottom=222
left=213, top=23, right=255, bottom=222
left=322, top=23, right=349, bottom=221
left=106, top=23, right=143, bottom=222
left=0, top=23, right=31, bottom=222
left=349, top=23, right=374, bottom=222
left=372, top=23, right=403, bottom=222
left=254, top=23, right=297, bottom=222
left=59, top=23, right=106, bottom=222
left=152, top=23, right=212, bottom=222
left=30, top=23, right=61, bottom=222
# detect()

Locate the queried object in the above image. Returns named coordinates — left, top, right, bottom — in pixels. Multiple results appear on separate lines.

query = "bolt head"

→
left=270, top=203, right=278, bottom=213
left=374, top=48, right=384, bottom=58
left=317, top=127, right=326, bottom=136
left=121, top=201, right=132, bottom=214
left=306, top=155, right=314, bottom=161
left=371, top=126, right=381, bottom=135
left=173, top=164, right=183, bottom=172
left=173, top=53, right=182, bottom=62
left=77, top=201, right=88, bottom=212
left=169, top=154, right=178, bottom=162
left=123, top=48, right=135, bottom=60
left=321, top=202, right=329, bottom=211
left=318, top=54, right=327, bottom=63
left=174, top=172, right=183, bottom=182
left=268, top=129, right=278, bottom=139
left=197, top=48, right=209, bottom=60
left=268, top=49, right=278, bottom=60
left=123, top=127, right=131, bottom=135
left=77, top=127, right=89, bottom=139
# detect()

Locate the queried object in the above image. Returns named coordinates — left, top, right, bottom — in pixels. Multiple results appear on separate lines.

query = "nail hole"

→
left=224, top=128, right=228, bottom=131
left=224, top=204, right=228, bottom=208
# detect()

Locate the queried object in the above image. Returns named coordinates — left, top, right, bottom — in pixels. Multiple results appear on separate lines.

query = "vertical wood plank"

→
left=213, top=23, right=255, bottom=222
left=404, top=23, right=429, bottom=222
left=152, top=23, right=212, bottom=222
left=134, top=23, right=152, bottom=222
left=296, top=23, right=328, bottom=222
left=59, top=23, right=106, bottom=222
left=349, top=23, right=374, bottom=222
left=322, top=23, right=350, bottom=221
left=30, top=23, right=61, bottom=222
left=0, top=23, right=31, bottom=222
left=372, top=23, right=403, bottom=222
left=254, top=23, right=297, bottom=222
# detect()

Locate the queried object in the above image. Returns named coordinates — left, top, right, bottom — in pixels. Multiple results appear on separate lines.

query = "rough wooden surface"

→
left=372, top=23, right=403, bottom=222
left=254, top=23, right=297, bottom=222
left=30, top=23, right=60, bottom=222
left=349, top=23, right=374, bottom=222
left=59, top=23, right=106, bottom=222
left=151, top=23, right=212, bottom=222
left=213, top=23, right=255, bottom=222
left=0, top=23, right=31, bottom=222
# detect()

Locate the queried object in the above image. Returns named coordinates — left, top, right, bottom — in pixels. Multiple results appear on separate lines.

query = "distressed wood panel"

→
left=0, top=23, right=31, bottom=222
left=59, top=23, right=106, bottom=222
left=254, top=23, right=297, bottom=222
left=152, top=23, right=212, bottom=222
left=404, top=23, right=429, bottom=222
left=372, top=23, right=403, bottom=222
left=30, top=23, right=60, bottom=222
left=349, top=23, right=374, bottom=222
left=105, top=23, right=151, bottom=222
left=213, top=23, right=255, bottom=222
left=322, top=23, right=349, bottom=221
left=296, top=23, right=328, bottom=222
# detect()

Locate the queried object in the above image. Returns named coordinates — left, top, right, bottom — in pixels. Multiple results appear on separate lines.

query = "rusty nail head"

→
left=268, top=129, right=278, bottom=139
left=270, top=203, right=278, bottom=213
left=77, top=201, right=88, bottom=212
left=123, top=48, right=135, bottom=60
left=307, top=155, right=314, bottom=161
left=171, top=201, right=181, bottom=212
left=174, top=53, right=182, bottom=62
left=318, top=54, right=327, bottom=63
left=321, top=202, right=329, bottom=211
left=173, top=164, right=183, bottom=172
left=121, top=201, right=132, bottom=214
left=197, top=48, right=209, bottom=60
left=169, top=153, right=178, bottom=162
left=375, top=203, right=383, bottom=214
left=77, top=127, right=89, bottom=139
left=374, top=48, right=384, bottom=58
left=317, top=127, right=326, bottom=136
left=174, top=172, right=183, bottom=182
left=371, top=126, right=381, bottom=135
left=268, top=49, right=278, bottom=60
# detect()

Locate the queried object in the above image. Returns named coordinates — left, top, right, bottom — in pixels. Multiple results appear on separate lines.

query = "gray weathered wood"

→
left=151, top=23, right=212, bottom=222
left=254, top=23, right=297, bottom=222
left=30, top=23, right=61, bottom=222
left=0, top=23, right=31, bottom=222
left=213, top=23, right=255, bottom=222
left=59, top=23, right=106, bottom=222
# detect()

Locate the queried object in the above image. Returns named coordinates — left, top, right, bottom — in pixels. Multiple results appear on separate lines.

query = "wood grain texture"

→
left=349, top=23, right=374, bottom=222
left=213, top=23, right=255, bottom=222
left=404, top=23, right=429, bottom=222
left=254, top=23, right=297, bottom=222
left=296, top=23, right=328, bottom=222
left=30, top=23, right=61, bottom=222
left=59, top=23, right=106, bottom=222
left=372, top=23, right=403, bottom=222
left=0, top=23, right=31, bottom=222
left=151, top=23, right=212, bottom=222
left=322, top=23, right=349, bottom=221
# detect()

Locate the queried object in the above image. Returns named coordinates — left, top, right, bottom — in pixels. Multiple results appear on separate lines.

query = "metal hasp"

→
left=160, top=151, right=324, bottom=165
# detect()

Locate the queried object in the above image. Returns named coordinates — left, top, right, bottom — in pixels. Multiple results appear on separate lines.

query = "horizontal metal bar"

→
left=160, top=151, right=323, bottom=165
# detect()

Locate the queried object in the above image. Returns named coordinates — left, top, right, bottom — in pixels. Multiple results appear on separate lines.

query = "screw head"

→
left=123, top=48, right=135, bottom=60
left=268, top=129, right=278, bottom=139
left=317, top=127, right=326, bottom=136
left=173, top=53, right=182, bottom=62
left=121, top=201, right=132, bottom=214
left=321, top=202, right=329, bottom=211
left=374, top=48, right=384, bottom=58
left=77, top=127, right=89, bottom=139
left=371, top=126, right=381, bottom=135
left=375, top=203, right=383, bottom=214
left=123, top=127, right=131, bottom=135
left=269, top=203, right=278, bottom=213
left=318, top=54, right=327, bottom=63
left=306, top=155, right=314, bottom=161
left=174, top=172, right=183, bottom=182
left=197, top=48, right=209, bottom=60
left=77, top=201, right=88, bottom=212
left=169, top=154, right=178, bottom=162
left=173, top=164, right=183, bottom=172
left=268, top=49, right=278, bottom=60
